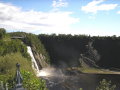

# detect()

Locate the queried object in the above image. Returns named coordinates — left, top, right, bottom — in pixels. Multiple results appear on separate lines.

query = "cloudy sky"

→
left=0, top=0, right=120, bottom=36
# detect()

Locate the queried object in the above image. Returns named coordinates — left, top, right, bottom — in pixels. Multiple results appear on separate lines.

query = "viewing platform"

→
left=11, top=36, right=25, bottom=39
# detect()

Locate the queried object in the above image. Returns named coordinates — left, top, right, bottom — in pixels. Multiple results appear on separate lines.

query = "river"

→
left=41, top=70, right=120, bottom=90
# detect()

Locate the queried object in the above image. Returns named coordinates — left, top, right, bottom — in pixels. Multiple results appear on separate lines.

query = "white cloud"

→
left=0, top=2, right=79, bottom=34
left=52, top=0, right=68, bottom=8
left=81, top=0, right=118, bottom=14
left=117, top=11, right=120, bottom=14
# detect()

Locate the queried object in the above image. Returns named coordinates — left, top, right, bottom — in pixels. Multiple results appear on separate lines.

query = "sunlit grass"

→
left=0, top=52, right=33, bottom=76
left=67, top=67, right=120, bottom=74
left=2, top=34, right=11, bottom=41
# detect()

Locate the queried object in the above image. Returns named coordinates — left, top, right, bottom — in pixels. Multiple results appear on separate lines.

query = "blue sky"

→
left=0, top=0, right=120, bottom=36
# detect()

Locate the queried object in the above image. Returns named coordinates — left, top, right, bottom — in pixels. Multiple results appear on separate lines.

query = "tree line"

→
left=39, top=34, right=120, bottom=69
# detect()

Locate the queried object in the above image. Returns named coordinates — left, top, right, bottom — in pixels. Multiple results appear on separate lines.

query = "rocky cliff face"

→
left=79, top=54, right=99, bottom=68
left=79, top=41, right=100, bottom=68
left=32, top=46, right=49, bottom=70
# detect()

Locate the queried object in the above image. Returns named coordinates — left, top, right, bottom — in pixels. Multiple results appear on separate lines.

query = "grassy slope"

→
left=0, top=52, right=33, bottom=81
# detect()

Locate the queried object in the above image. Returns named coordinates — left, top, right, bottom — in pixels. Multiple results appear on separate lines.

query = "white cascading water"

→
left=27, top=46, right=40, bottom=76
left=27, top=46, right=51, bottom=77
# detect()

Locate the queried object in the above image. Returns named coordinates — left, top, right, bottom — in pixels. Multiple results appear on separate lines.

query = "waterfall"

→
left=27, top=46, right=40, bottom=76
left=27, top=46, right=51, bottom=77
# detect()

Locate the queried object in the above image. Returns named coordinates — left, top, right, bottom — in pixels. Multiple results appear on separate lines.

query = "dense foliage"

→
left=39, top=34, right=120, bottom=69
left=39, top=34, right=89, bottom=68
left=22, top=70, right=48, bottom=90
left=0, top=29, right=48, bottom=90
left=10, top=32, right=50, bottom=64
left=0, top=53, right=33, bottom=82
left=0, top=39, right=30, bottom=59
left=24, top=33, right=50, bottom=63
left=96, top=79, right=116, bottom=90
left=0, top=28, right=6, bottom=39
left=0, top=53, right=48, bottom=90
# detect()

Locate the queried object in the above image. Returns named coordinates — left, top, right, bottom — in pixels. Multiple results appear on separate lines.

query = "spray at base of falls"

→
left=27, top=46, right=79, bottom=78
left=27, top=46, right=53, bottom=77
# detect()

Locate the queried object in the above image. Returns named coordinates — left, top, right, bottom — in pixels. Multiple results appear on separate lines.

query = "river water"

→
left=41, top=71, right=120, bottom=90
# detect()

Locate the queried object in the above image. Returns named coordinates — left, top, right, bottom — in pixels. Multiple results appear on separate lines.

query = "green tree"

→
left=0, top=28, right=6, bottom=39
left=96, top=79, right=116, bottom=90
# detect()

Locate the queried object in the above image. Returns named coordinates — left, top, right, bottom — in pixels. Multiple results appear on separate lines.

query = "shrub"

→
left=96, top=79, right=116, bottom=90
left=0, top=28, right=6, bottom=39
left=22, top=70, right=48, bottom=90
